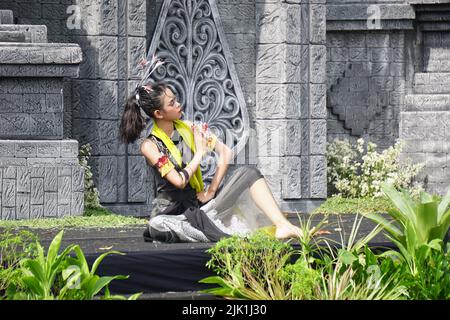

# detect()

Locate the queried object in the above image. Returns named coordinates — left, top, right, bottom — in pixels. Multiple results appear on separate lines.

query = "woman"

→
left=119, top=81, right=302, bottom=242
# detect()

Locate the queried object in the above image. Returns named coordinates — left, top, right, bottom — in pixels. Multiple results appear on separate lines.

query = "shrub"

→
left=0, top=229, right=38, bottom=299
left=200, top=214, right=407, bottom=300
left=7, top=230, right=141, bottom=300
left=278, top=259, right=321, bottom=300
left=201, top=232, right=296, bottom=299
left=405, top=242, right=450, bottom=300
left=327, top=138, right=424, bottom=198
left=367, top=183, right=450, bottom=276
left=79, top=144, right=101, bottom=209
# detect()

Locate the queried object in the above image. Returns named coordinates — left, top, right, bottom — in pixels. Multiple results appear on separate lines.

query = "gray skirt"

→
left=148, top=165, right=272, bottom=242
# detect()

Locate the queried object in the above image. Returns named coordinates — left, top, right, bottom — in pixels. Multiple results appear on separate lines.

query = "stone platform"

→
left=0, top=140, right=84, bottom=220
left=0, top=10, right=85, bottom=220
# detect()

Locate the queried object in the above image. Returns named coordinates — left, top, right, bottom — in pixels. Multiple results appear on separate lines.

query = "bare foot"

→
left=275, top=223, right=302, bottom=240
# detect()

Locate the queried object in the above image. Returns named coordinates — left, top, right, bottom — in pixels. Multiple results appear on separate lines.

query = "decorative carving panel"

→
left=147, top=0, right=249, bottom=181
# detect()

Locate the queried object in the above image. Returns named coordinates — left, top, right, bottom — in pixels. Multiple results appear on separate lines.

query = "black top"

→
left=148, top=128, right=199, bottom=206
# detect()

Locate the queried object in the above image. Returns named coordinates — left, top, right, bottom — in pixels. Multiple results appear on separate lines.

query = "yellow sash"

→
left=150, top=119, right=204, bottom=193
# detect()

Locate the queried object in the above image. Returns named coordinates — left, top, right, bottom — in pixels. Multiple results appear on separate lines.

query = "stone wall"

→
left=325, top=1, right=415, bottom=150
left=0, top=9, right=85, bottom=220
left=326, top=31, right=407, bottom=149
left=0, top=141, right=84, bottom=220
left=325, top=0, right=449, bottom=196
left=1, top=0, right=447, bottom=216
left=255, top=0, right=328, bottom=212
left=399, top=4, right=450, bottom=196
left=0, top=0, right=155, bottom=215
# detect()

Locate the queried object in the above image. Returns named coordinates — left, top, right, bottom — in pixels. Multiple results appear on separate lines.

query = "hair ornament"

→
left=137, top=54, right=165, bottom=90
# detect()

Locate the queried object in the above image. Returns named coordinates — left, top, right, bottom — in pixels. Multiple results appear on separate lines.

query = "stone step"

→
left=0, top=43, right=82, bottom=65
left=404, top=94, right=450, bottom=112
left=0, top=25, right=47, bottom=43
left=423, top=47, right=450, bottom=72
left=0, top=31, right=25, bottom=42
left=414, top=73, right=450, bottom=93
left=0, top=42, right=82, bottom=78
left=0, top=10, right=13, bottom=24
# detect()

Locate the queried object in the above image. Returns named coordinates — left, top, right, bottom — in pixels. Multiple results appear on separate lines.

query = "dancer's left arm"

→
left=197, top=136, right=233, bottom=204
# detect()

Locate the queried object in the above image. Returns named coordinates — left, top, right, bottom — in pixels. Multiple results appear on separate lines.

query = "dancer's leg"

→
left=249, top=178, right=302, bottom=239
left=212, top=166, right=301, bottom=239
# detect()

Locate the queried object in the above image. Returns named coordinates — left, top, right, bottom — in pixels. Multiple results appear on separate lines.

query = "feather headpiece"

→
left=135, top=54, right=165, bottom=101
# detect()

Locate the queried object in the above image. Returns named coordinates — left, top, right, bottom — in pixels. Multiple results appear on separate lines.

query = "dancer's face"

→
left=158, top=88, right=182, bottom=121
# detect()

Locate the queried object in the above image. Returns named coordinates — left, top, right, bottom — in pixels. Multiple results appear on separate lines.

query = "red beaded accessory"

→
left=156, top=155, right=169, bottom=168
left=155, top=154, right=174, bottom=177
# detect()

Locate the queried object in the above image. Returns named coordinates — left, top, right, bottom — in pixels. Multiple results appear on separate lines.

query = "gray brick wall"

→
left=218, top=0, right=256, bottom=125
left=1, top=0, right=447, bottom=212
left=326, top=31, right=406, bottom=150
left=255, top=0, right=328, bottom=211
left=0, top=140, right=84, bottom=219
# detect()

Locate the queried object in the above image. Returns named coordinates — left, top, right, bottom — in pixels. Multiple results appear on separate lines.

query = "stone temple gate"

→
left=0, top=0, right=449, bottom=220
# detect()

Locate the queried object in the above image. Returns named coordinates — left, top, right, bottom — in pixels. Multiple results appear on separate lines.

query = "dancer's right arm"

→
left=140, top=130, right=207, bottom=189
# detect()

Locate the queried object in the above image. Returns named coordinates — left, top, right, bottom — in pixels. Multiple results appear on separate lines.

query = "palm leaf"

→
left=420, top=191, right=434, bottom=204
left=91, top=251, right=125, bottom=275
left=72, top=245, right=90, bottom=275
left=46, top=230, right=64, bottom=268
left=22, top=260, right=46, bottom=284
left=438, top=188, right=450, bottom=221
left=21, top=276, right=46, bottom=298
left=365, top=213, right=403, bottom=240
left=90, top=276, right=128, bottom=298
left=381, top=183, right=416, bottom=224
left=416, top=202, right=438, bottom=243
left=200, top=276, right=242, bottom=298
left=381, top=183, right=414, bottom=222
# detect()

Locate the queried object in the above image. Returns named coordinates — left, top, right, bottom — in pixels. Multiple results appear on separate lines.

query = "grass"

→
left=0, top=196, right=397, bottom=230
left=0, top=207, right=146, bottom=230
left=311, top=195, right=396, bottom=215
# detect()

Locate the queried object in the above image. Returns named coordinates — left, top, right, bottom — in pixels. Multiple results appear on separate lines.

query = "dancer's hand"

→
left=192, top=124, right=208, bottom=156
left=196, top=189, right=215, bottom=204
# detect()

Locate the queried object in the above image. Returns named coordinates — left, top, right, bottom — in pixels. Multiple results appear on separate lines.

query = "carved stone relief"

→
left=146, top=0, right=250, bottom=181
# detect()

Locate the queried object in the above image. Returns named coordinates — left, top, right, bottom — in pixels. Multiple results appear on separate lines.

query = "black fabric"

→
left=85, top=246, right=217, bottom=294
left=86, top=241, right=398, bottom=295
left=184, top=207, right=230, bottom=242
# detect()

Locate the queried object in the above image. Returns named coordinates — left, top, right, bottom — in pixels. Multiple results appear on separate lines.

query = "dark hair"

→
left=119, top=81, right=169, bottom=144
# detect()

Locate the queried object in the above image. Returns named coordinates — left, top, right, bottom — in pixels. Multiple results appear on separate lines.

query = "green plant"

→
left=200, top=213, right=406, bottom=300
left=405, top=242, right=450, bottom=300
left=278, top=258, right=321, bottom=300
left=366, top=183, right=450, bottom=275
left=327, top=138, right=424, bottom=198
left=200, top=232, right=295, bottom=300
left=317, top=257, right=407, bottom=300
left=8, top=230, right=77, bottom=300
left=0, top=229, right=38, bottom=299
left=58, top=245, right=141, bottom=300
left=312, top=195, right=395, bottom=215
left=8, top=230, right=140, bottom=300
left=79, top=143, right=101, bottom=209
left=315, top=216, right=408, bottom=300
left=0, top=213, right=145, bottom=230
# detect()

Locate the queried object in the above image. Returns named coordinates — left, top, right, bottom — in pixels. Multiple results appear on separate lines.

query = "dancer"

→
left=119, top=62, right=301, bottom=243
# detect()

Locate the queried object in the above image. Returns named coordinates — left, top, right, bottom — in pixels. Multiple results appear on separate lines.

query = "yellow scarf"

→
left=150, top=119, right=204, bottom=193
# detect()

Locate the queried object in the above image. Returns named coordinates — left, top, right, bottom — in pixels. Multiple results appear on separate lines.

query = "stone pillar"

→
left=67, top=0, right=153, bottom=215
left=255, top=0, right=327, bottom=212
left=0, top=17, right=84, bottom=220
